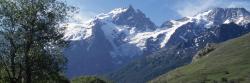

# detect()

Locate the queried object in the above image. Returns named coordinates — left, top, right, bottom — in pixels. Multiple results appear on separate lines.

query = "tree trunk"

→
left=24, top=36, right=32, bottom=83
left=25, top=56, right=31, bottom=83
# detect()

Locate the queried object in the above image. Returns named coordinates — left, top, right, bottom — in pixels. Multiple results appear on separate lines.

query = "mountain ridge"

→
left=63, top=6, right=250, bottom=80
left=107, top=7, right=250, bottom=83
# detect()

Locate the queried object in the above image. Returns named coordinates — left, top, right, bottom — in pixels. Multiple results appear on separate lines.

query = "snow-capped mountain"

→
left=64, top=6, right=161, bottom=78
left=64, top=7, right=250, bottom=78
left=108, top=8, right=250, bottom=83
left=164, top=8, right=250, bottom=48
left=205, top=8, right=250, bottom=25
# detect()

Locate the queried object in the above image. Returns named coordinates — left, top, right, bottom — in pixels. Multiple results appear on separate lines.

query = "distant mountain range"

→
left=63, top=6, right=250, bottom=82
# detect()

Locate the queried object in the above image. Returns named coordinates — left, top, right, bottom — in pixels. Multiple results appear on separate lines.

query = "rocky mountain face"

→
left=64, top=6, right=162, bottom=78
left=107, top=8, right=250, bottom=83
left=63, top=7, right=250, bottom=80
left=112, top=5, right=157, bottom=31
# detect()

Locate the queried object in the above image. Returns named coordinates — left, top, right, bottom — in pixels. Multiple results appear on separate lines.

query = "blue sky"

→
left=65, top=0, right=250, bottom=25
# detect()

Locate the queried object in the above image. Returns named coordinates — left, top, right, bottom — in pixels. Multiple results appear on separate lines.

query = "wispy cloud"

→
left=77, top=11, right=97, bottom=23
left=66, top=0, right=98, bottom=23
left=174, top=0, right=219, bottom=17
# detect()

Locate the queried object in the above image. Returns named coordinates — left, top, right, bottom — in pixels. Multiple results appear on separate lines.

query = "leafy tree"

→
left=0, top=0, right=75, bottom=83
left=221, top=77, right=228, bottom=83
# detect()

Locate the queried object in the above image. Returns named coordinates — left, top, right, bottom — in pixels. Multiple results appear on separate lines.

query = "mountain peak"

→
left=212, top=7, right=248, bottom=12
left=190, top=7, right=250, bottom=25
left=207, top=7, right=250, bottom=16
left=208, top=8, right=250, bottom=24
left=95, top=5, right=136, bottom=20
left=194, top=8, right=250, bottom=17
left=127, top=5, right=135, bottom=12
left=94, top=5, right=157, bottom=31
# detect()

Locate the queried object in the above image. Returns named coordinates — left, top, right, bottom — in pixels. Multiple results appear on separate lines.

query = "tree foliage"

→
left=0, top=0, right=75, bottom=82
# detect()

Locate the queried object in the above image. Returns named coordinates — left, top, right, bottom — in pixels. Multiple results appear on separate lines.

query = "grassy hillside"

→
left=149, top=33, right=250, bottom=83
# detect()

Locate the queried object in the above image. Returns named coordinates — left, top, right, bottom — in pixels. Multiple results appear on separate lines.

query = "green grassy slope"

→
left=149, top=33, right=250, bottom=83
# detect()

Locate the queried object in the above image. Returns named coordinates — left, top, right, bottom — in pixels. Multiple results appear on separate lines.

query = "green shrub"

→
left=193, top=43, right=216, bottom=61
left=71, top=76, right=107, bottom=83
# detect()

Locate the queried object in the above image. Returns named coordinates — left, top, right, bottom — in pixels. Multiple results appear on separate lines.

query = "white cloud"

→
left=77, top=11, right=97, bottom=23
left=174, top=0, right=218, bottom=17
left=65, top=0, right=98, bottom=23
left=67, top=11, right=97, bottom=26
